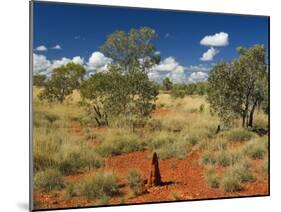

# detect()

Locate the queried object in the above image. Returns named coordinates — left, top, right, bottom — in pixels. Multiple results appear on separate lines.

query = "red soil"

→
left=34, top=149, right=268, bottom=209
left=34, top=112, right=269, bottom=209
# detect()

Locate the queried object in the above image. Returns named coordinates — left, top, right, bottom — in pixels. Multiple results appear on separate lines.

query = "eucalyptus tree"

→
left=207, top=45, right=268, bottom=128
left=39, top=62, right=85, bottom=103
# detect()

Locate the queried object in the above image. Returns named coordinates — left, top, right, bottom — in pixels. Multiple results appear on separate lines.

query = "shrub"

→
left=127, top=170, right=143, bottom=196
left=243, top=140, right=267, bottom=160
left=253, top=113, right=268, bottom=129
left=77, top=172, right=118, bottom=199
left=199, top=104, right=205, bottom=113
left=58, top=145, right=103, bottom=175
left=44, top=113, right=60, bottom=124
left=145, top=119, right=163, bottom=131
left=221, top=173, right=241, bottom=192
left=221, top=161, right=255, bottom=192
left=205, top=168, right=220, bottom=188
left=96, top=134, right=144, bottom=157
left=262, top=157, right=268, bottom=176
left=201, top=152, right=216, bottom=165
left=215, top=150, right=243, bottom=167
left=224, top=128, right=254, bottom=142
left=34, top=169, right=65, bottom=192
left=64, top=183, right=76, bottom=199
left=199, top=139, right=227, bottom=151
left=148, top=132, right=191, bottom=159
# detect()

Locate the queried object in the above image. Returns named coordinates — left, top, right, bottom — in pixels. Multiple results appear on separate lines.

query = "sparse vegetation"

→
left=127, top=170, right=143, bottom=196
left=205, top=168, right=220, bottom=188
left=77, top=172, right=118, bottom=199
left=34, top=169, right=65, bottom=192
left=32, top=23, right=269, bottom=209
left=224, top=128, right=254, bottom=142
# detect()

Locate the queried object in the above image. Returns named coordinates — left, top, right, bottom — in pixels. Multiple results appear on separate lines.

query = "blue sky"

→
left=33, top=1, right=269, bottom=83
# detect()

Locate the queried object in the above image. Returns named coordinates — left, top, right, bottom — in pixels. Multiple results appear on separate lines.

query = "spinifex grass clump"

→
left=224, top=128, right=255, bottom=142
left=147, top=132, right=192, bottom=160
left=205, top=168, right=220, bottom=188
left=96, top=132, right=145, bottom=157
left=77, top=172, right=118, bottom=200
left=127, top=169, right=143, bottom=196
left=221, top=161, right=255, bottom=192
left=34, top=168, right=65, bottom=192
left=243, top=138, right=268, bottom=160
left=33, top=122, right=103, bottom=174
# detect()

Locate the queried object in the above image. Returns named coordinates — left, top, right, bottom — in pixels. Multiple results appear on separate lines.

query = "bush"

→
left=201, top=152, right=217, bottom=165
left=224, top=128, right=254, bottom=142
left=221, top=161, right=255, bottom=192
left=205, top=168, right=220, bottom=188
left=215, top=150, right=243, bottom=167
left=127, top=170, right=143, bottom=196
left=199, top=104, right=205, bottom=113
left=145, top=119, right=163, bottom=131
left=148, top=132, right=191, bottom=159
left=221, top=173, right=241, bottom=192
left=199, top=139, right=227, bottom=151
left=58, top=145, right=103, bottom=175
left=243, top=140, right=267, bottom=160
left=77, top=172, right=118, bottom=199
left=44, top=113, right=60, bottom=124
left=262, top=157, right=268, bottom=176
left=171, top=85, right=186, bottom=99
left=64, top=183, right=76, bottom=199
left=96, top=134, right=144, bottom=157
left=34, top=169, right=65, bottom=192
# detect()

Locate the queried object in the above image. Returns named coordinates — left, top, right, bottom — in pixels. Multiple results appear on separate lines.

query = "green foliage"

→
left=77, top=172, right=118, bottom=199
left=205, top=168, right=220, bottom=188
left=80, top=66, right=158, bottom=128
left=145, top=118, right=163, bottom=131
left=262, top=157, right=268, bottom=176
left=207, top=45, right=268, bottom=128
left=127, top=170, right=143, bottom=196
left=200, top=152, right=217, bottom=165
left=63, top=183, right=76, bottom=199
left=221, top=161, right=255, bottom=192
left=162, top=77, right=173, bottom=91
left=171, top=84, right=186, bottom=98
left=224, top=128, right=254, bottom=142
left=96, top=134, right=144, bottom=157
left=186, top=82, right=209, bottom=95
left=33, top=74, right=46, bottom=87
left=243, top=139, right=267, bottom=159
left=34, top=169, right=65, bottom=192
left=100, top=27, right=160, bottom=73
left=148, top=132, right=191, bottom=159
left=39, top=62, right=85, bottom=103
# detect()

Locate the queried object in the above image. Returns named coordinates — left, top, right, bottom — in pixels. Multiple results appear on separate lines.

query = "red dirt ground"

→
left=34, top=148, right=268, bottom=209
left=34, top=110, right=269, bottom=209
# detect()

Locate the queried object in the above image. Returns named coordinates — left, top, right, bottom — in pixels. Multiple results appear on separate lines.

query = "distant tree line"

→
left=33, top=27, right=268, bottom=130
left=35, top=27, right=160, bottom=130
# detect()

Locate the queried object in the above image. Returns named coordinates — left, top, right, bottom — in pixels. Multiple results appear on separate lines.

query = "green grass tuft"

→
left=34, top=169, right=65, bottom=192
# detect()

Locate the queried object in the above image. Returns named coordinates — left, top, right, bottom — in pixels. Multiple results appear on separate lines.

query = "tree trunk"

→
left=242, top=111, right=246, bottom=128
left=248, top=100, right=258, bottom=128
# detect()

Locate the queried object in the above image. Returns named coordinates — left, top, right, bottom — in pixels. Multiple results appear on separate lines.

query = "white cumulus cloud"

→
left=200, top=32, right=229, bottom=47
left=152, top=57, right=185, bottom=73
left=34, top=45, right=47, bottom=51
left=149, top=57, right=187, bottom=83
left=87, top=51, right=112, bottom=72
left=51, top=44, right=62, bottom=50
left=33, top=53, right=51, bottom=73
left=188, top=72, right=209, bottom=83
left=200, top=47, right=219, bottom=61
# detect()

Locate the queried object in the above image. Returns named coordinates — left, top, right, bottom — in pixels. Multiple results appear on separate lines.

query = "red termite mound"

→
left=148, top=152, right=162, bottom=187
